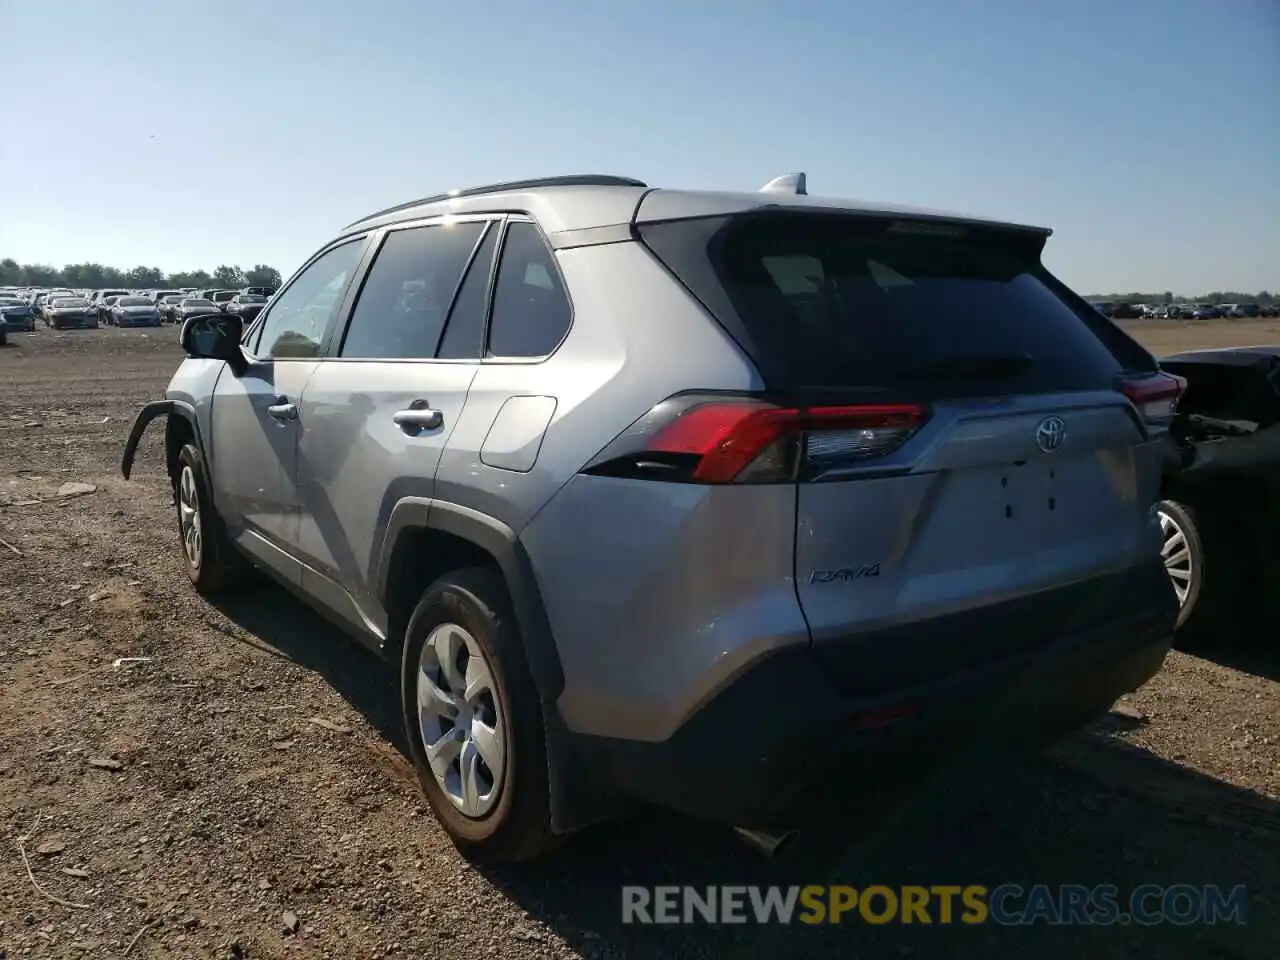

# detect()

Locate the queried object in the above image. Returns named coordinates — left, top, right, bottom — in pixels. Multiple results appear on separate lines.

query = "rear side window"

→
left=486, top=221, right=571, bottom=359
left=340, top=221, right=485, bottom=359
left=640, top=212, right=1147, bottom=395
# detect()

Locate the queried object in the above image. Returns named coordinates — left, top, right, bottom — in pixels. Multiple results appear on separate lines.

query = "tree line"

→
left=1085, top=290, right=1275, bottom=305
left=0, top=259, right=283, bottom=292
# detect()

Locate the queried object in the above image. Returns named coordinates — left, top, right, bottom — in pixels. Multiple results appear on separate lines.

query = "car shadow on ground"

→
left=209, top=582, right=1279, bottom=960
left=209, top=579, right=408, bottom=753
left=1175, top=623, right=1280, bottom=684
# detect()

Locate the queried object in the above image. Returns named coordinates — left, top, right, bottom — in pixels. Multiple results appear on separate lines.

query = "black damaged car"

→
left=1156, top=346, right=1280, bottom=637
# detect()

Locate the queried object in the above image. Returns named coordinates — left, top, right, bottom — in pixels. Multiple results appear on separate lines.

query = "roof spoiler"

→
left=759, top=172, right=807, bottom=196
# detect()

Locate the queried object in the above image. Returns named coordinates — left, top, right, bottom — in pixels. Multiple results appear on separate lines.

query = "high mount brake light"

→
left=1118, top=372, right=1186, bottom=423
left=636, top=400, right=929, bottom=483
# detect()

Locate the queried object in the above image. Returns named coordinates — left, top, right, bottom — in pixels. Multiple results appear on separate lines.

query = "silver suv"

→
left=122, top=173, right=1180, bottom=862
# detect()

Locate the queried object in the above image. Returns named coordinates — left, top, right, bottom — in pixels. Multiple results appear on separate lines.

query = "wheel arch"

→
left=376, top=498, right=564, bottom=703
left=121, top=399, right=205, bottom=483
left=164, top=404, right=201, bottom=483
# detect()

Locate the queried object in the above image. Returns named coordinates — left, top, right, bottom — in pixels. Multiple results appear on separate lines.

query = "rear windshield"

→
left=639, top=212, right=1153, bottom=395
left=117, top=297, right=151, bottom=306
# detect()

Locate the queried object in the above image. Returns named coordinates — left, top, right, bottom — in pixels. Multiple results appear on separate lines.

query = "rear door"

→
left=294, top=216, right=496, bottom=637
left=638, top=210, right=1168, bottom=673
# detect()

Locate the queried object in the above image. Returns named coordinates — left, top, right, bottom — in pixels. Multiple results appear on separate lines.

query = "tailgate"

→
left=796, top=392, right=1162, bottom=660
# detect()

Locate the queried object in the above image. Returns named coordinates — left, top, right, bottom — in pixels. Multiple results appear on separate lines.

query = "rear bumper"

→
left=567, top=558, right=1176, bottom=828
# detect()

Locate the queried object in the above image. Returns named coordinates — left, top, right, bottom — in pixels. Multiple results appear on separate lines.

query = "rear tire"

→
left=174, top=443, right=244, bottom=594
left=401, top=567, right=558, bottom=864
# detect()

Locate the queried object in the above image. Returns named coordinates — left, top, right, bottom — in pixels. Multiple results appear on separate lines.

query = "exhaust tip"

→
left=733, top=826, right=800, bottom=859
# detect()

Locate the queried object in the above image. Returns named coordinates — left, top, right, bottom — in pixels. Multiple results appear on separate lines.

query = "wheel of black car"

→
left=1156, top=497, right=1259, bottom=639
left=400, top=567, right=556, bottom=864
left=1157, top=500, right=1203, bottom=629
left=174, top=443, right=243, bottom=594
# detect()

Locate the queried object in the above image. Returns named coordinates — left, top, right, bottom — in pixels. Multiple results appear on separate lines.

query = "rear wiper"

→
left=909, top=355, right=1034, bottom=380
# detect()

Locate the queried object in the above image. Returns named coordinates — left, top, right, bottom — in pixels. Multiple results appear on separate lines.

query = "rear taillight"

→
left=1119, top=371, right=1186, bottom=424
left=583, top=396, right=929, bottom=484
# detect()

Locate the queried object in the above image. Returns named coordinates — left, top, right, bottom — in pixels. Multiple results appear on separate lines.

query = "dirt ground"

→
left=0, top=322, right=1277, bottom=960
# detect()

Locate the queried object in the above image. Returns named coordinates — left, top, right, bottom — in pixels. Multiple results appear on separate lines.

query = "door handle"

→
left=393, top=405, right=443, bottom=432
left=267, top=398, right=297, bottom=421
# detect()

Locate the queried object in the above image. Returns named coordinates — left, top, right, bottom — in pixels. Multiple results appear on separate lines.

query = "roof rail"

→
left=344, top=174, right=648, bottom=229
left=759, top=172, right=807, bottom=196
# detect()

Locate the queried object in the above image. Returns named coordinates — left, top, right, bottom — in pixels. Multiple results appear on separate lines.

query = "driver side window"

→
left=251, top=239, right=366, bottom=358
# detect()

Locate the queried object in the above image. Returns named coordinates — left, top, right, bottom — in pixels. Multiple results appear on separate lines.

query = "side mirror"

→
left=181, top=313, right=247, bottom=375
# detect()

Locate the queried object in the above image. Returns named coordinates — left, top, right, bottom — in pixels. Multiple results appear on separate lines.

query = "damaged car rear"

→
left=1156, top=346, right=1280, bottom=637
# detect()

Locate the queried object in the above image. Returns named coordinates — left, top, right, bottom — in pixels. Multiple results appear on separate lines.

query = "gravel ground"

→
left=0, top=325, right=1276, bottom=960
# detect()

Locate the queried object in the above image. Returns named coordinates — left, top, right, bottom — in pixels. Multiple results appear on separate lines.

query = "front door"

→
left=208, top=358, right=320, bottom=583
left=211, top=235, right=371, bottom=581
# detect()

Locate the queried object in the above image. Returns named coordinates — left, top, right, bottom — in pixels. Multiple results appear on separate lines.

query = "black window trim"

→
left=243, top=232, right=372, bottom=361
left=325, top=213, right=500, bottom=364
left=434, top=218, right=501, bottom=360
left=482, top=215, right=575, bottom=364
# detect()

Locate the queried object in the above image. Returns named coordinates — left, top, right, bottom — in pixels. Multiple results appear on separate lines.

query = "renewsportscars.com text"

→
left=621, top=884, right=1249, bottom=926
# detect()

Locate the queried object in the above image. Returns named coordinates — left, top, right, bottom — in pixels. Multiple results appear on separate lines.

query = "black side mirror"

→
left=181, top=313, right=247, bottom=375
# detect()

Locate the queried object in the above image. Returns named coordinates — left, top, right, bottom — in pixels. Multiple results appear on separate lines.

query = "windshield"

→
left=118, top=297, right=151, bottom=306
left=52, top=298, right=90, bottom=308
left=183, top=299, right=215, bottom=308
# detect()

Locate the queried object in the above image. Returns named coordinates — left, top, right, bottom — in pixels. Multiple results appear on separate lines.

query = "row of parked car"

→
left=0, top=285, right=274, bottom=334
left=1092, top=300, right=1279, bottom=320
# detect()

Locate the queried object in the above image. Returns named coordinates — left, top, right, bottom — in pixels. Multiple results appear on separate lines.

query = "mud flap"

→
left=120, top=400, right=176, bottom=479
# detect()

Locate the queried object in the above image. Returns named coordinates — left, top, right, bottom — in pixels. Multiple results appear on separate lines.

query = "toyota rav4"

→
left=121, top=172, right=1179, bottom=862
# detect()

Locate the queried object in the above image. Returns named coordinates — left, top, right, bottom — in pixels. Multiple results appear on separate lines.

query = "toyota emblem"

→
left=1035, top=416, right=1066, bottom=453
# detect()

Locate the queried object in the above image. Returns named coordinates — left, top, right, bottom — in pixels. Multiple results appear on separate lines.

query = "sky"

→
left=1, top=0, right=1276, bottom=295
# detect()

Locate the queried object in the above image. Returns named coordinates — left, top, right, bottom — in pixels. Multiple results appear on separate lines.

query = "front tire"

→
left=401, top=567, right=556, bottom=864
left=174, top=443, right=244, bottom=594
